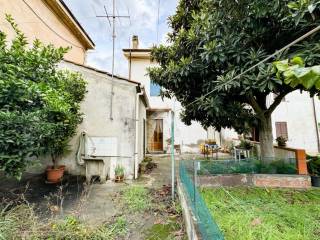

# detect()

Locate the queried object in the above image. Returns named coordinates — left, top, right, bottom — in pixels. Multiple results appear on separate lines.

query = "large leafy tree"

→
left=149, top=0, right=320, bottom=160
left=0, top=15, right=86, bottom=178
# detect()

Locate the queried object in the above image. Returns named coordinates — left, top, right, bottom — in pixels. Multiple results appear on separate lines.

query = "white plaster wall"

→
left=130, top=59, right=156, bottom=96
left=208, top=127, right=238, bottom=147
left=271, top=90, right=320, bottom=154
left=129, top=57, right=208, bottom=150
left=217, top=91, right=320, bottom=154
left=56, top=61, right=140, bottom=179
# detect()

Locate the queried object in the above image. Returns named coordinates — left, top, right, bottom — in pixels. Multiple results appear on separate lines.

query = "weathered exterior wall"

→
left=130, top=58, right=156, bottom=97
left=0, top=0, right=87, bottom=64
left=54, top=61, right=142, bottom=179
left=271, top=90, right=320, bottom=154
left=217, top=90, right=320, bottom=154
left=129, top=55, right=207, bottom=149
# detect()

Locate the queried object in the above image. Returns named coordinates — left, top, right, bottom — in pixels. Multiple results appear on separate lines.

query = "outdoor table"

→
left=234, top=147, right=251, bottom=161
left=204, top=144, right=220, bottom=160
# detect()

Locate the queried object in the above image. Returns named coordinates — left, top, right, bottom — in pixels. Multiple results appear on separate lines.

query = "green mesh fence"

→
left=198, top=157, right=297, bottom=175
left=179, top=160, right=224, bottom=240
left=179, top=157, right=297, bottom=239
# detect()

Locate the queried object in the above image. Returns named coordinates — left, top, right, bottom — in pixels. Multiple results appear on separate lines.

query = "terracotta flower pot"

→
left=46, top=166, right=65, bottom=183
left=115, top=175, right=124, bottom=183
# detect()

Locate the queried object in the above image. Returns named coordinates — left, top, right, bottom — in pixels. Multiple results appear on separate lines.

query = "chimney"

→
left=132, top=35, right=139, bottom=49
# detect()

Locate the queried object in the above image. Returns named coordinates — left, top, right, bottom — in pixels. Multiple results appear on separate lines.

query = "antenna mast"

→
left=97, top=0, right=130, bottom=120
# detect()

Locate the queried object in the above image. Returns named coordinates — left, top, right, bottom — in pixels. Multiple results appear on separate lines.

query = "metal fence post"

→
left=171, top=110, right=175, bottom=201
left=193, top=160, right=197, bottom=210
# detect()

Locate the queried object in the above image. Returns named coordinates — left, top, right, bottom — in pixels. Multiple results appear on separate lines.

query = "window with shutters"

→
left=275, top=122, right=288, bottom=139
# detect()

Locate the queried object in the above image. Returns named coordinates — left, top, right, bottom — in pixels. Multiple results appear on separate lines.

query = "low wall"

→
left=177, top=178, right=202, bottom=240
left=198, top=174, right=311, bottom=188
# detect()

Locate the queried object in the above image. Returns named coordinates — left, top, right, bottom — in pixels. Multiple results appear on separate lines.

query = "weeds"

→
left=0, top=202, right=128, bottom=240
left=201, top=187, right=320, bottom=240
left=121, top=186, right=151, bottom=212
left=0, top=204, right=41, bottom=240
left=48, top=215, right=127, bottom=239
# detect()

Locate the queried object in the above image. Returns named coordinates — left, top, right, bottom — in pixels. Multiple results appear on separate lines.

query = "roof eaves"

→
left=59, top=0, right=95, bottom=47
left=43, top=0, right=95, bottom=49
left=123, top=48, right=151, bottom=52
left=62, top=59, right=140, bottom=85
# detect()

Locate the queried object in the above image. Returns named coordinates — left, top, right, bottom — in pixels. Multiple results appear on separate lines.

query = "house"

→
left=270, top=92, right=320, bottom=154
left=0, top=0, right=94, bottom=64
left=211, top=89, right=320, bottom=155
left=1, top=0, right=149, bottom=181
left=58, top=61, right=148, bottom=180
left=122, top=36, right=320, bottom=156
left=123, top=36, right=208, bottom=154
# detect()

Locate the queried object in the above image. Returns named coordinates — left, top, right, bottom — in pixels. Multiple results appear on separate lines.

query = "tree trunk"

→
left=258, top=115, right=274, bottom=163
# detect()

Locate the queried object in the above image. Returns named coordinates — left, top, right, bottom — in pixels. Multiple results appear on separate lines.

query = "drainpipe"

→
left=312, top=97, right=320, bottom=152
left=129, top=49, right=132, bottom=80
left=134, top=87, right=144, bottom=179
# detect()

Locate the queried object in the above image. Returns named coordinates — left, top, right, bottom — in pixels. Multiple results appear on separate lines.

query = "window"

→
left=150, top=82, right=160, bottom=96
left=275, top=122, right=288, bottom=139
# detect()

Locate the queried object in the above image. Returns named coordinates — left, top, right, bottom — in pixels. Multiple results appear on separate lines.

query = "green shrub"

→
left=0, top=15, right=86, bottom=178
left=199, top=158, right=296, bottom=175
left=307, top=156, right=320, bottom=176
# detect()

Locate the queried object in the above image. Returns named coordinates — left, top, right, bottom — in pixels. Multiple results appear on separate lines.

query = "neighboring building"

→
left=1, top=1, right=150, bottom=180
left=57, top=61, right=148, bottom=180
left=271, top=91, right=320, bottom=154
left=123, top=36, right=208, bottom=153
left=212, top=91, right=320, bottom=154
left=0, top=0, right=94, bottom=64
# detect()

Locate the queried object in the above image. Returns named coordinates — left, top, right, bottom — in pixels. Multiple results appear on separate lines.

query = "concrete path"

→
left=79, top=154, right=180, bottom=224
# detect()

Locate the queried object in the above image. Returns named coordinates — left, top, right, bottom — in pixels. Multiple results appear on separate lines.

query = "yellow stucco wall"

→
left=0, top=0, right=87, bottom=64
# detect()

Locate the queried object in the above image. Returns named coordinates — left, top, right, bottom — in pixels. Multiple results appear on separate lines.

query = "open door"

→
left=151, top=119, right=163, bottom=151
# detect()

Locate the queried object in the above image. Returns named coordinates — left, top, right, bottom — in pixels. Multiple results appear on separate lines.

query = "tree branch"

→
left=247, top=95, right=265, bottom=119
left=266, top=91, right=290, bottom=116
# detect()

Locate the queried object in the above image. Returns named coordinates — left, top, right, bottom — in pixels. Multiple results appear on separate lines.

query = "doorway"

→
left=151, top=119, right=163, bottom=151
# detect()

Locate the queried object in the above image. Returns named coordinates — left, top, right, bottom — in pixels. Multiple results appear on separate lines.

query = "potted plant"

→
left=276, top=136, right=287, bottom=147
left=115, top=165, right=125, bottom=183
left=237, top=139, right=253, bottom=150
left=46, top=138, right=70, bottom=183
left=307, top=156, right=320, bottom=187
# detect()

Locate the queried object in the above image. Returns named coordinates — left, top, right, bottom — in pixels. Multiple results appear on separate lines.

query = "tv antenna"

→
left=96, top=0, right=130, bottom=120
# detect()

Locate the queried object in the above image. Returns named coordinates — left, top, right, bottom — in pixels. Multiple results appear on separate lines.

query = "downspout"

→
left=312, top=97, right=320, bottom=152
left=129, top=49, right=132, bottom=80
left=76, top=132, right=86, bottom=166
left=134, top=87, right=144, bottom=179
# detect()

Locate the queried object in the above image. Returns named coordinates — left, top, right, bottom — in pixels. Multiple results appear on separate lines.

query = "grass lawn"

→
left=201, top=187, right=320, bottom=240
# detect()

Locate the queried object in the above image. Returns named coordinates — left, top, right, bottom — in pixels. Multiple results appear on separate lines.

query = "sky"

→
left=64, top=0, right=178, bottom=77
